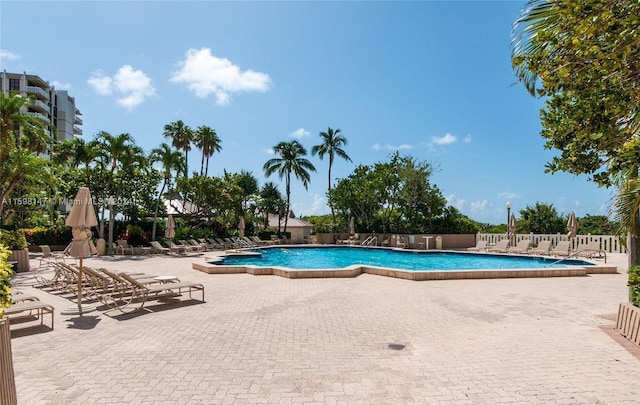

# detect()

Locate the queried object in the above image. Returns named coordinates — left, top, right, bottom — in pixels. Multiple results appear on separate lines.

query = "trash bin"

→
left=435, top=236, right=443, bottom=250
left=96, top=238, right=106, bottom=256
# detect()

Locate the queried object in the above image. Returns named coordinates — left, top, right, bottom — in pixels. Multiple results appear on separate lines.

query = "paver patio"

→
left=8, top=252, right=640, bottom=404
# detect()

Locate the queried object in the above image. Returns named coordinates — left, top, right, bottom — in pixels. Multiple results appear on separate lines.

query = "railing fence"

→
left=477, top=233, right=627, bottom=253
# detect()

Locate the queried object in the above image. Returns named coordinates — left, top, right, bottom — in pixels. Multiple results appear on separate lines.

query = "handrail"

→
left=363, top=236, right=377, bottom=247
left=546, top=248, right=607, bottom=266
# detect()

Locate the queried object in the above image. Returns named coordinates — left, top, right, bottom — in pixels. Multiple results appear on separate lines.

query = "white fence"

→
left=477, top=233, right=627, bottom=254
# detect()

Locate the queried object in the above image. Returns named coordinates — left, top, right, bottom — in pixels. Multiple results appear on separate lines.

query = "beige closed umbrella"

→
left=62, top=187, right=98, bottom=315
left=165, top=214, right=176, bottom=239
left=349, top=217, right=355, bottom=236
left=508, top=213, right=517, bottom=242
left=567, top=211, right=578, bottom=239
left=238, top=217, right=245, bottom=237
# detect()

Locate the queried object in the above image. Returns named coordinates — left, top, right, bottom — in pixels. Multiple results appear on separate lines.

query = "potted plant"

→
left=0, top=230, right=29, bottom=272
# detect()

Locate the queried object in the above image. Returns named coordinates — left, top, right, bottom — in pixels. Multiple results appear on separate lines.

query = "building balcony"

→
left=24, top=85, right=50, bottom=100
left=25, top=111, right=49, bottom=122
left=74, top=116, right=83, bottom=125
left=29, top=99, right=49, bottom=113
left=73, top=126, right=83, bottom=135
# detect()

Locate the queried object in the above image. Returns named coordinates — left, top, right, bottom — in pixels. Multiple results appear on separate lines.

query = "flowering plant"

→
left=0, top=244, right=14, bottom=318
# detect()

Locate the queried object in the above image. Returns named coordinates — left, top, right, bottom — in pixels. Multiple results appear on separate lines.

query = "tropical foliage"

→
left=0, top=244, right=13, bottom=318
left=328, top=153, right=449, bottom=233
left=311, top=127, right=352, bottom=220
left=511, top=0, right=640, bottom=263
left=263, top=140, right=316, bottom=232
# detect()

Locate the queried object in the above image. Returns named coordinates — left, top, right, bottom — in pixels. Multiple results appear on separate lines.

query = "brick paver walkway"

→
left=8, top=252, right=640, bottom=404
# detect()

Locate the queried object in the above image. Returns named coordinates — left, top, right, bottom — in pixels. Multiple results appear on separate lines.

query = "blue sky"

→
left=0, top=1, right=612, bottom=225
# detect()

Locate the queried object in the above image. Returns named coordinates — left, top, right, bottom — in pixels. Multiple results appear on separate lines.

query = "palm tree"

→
left=163, top=120, right=193, bottom=178
left=259, top=181, right=283, bottom=230
left=94, top=131, right=139, bottom=238
left=0, top=93, right=51, bottom=219
left=311, top=127, right=352, bottom=221
left=510, top=0, right=558, bottom=96
left=194, top=125, right=222, bottom=177
left=52, top=137, right=97, bottom=185
left=149, top=143, right=186, bottom=240
left=263, top=140, right=316, bottom=232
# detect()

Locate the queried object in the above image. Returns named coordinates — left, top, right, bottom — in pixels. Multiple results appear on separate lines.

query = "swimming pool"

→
left=213, top=246, right=593, bottom=271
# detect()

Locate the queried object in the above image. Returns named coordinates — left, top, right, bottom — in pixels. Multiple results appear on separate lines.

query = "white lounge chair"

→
left=487, top=239, right=510, bottom=253
left=508, top=239, right=531, bottom=254
left=529, top=240, right=552, bottom=255
left=467, top=240, right=488, bottom=252
left=550, top=241, right=572, bottom=256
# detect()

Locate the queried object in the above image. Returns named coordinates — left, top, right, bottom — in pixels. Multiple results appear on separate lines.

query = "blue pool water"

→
left=215, top=246, right=593, bottom=271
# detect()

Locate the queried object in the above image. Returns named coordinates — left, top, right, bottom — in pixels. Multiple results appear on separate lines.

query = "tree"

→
left=149, top=143, right=186, bottom=240
left=163, top=120, right=193, bottom=178
left=93, top=131, right=142, bottom=238
left=194, top=125, right=222, bottom=177
left=259, top=182, right=284, bottom=230
left=263, top=140, right=316, bottom=232
left=0, top=93, right=52, bottom=223
left=517, top=202, right=566, bottom=234
left=328, top=153, right=446, bottom=233
left=511, top=0, right=640, bottom=264
left=52, top=137, right=97, bottom=185
left=311, top=127, right=352, bottom=221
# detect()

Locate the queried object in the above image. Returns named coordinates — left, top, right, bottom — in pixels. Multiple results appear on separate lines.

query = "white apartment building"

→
left=0, top=70, right=83, bottom=143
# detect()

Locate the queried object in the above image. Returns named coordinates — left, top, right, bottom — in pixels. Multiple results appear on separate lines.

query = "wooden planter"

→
left=0, top=319, right=17, bottom=405
left=8, top=248, right=30, bottom=273
left=616, top=302, right=640, bottom=346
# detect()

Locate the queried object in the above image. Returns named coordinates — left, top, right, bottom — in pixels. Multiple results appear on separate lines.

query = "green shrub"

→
left=0, top=229, right=28, bottom=250
left=19, top=227, right=73, bottom=245
left=0, top=244, right=14, bottom=318
left=628, top=265, right=640, bottom=308
left=123, top=225, right=147, bottom=246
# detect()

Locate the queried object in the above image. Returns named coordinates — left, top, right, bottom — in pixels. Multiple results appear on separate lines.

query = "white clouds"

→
left=170, top=47, right=271, bottom=106
left=432, top=133, right=457, bottom=145
left=88, top=65, right=155, bottom=111
left=51, top=81, right=72, bottom=90
left=0, top=49, right=20, bottom=61
left=372, top=143, right=415, bottom=151
left=291, top=128, right=310, bottom=139
left=498, top=191, right=520, bottom=200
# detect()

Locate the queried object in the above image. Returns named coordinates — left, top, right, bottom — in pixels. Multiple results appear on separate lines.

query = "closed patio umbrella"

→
left=567, top=211, right=578, bottom=239
left=238, top=217, right=245, bottom=237
left=165, top=214, right=176, bottom=239
left=62, top=187, right=98, bottom=315
left=508, top=213, right=517, bottom=238
left=349, top=217, right=355, bottom=236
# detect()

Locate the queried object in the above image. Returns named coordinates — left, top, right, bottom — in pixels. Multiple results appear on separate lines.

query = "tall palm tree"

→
left=149, top=143, right=186, bottom=240
left=311, top=127, right=352, bottom=221
left=94, top=131, right=139, bottom=238
left=263, top=140, right=316, bottom=232
left=163, top=120, right=193, bottom=178
left=194, top=125, right=222, bottom=177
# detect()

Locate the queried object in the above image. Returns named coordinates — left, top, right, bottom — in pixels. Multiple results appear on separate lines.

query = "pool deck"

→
left=8, top=251, right=640, bottom=404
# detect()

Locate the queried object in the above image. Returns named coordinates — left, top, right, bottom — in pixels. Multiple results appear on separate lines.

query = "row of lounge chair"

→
left=33, top=262, right=205, bottom=313
left=467, top=239, right=606, bottom=259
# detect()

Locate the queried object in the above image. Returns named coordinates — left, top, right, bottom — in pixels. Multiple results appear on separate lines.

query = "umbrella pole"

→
left=77, top=257, right=83, bottom=311
left=61, top=256, right=96, bottom=315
